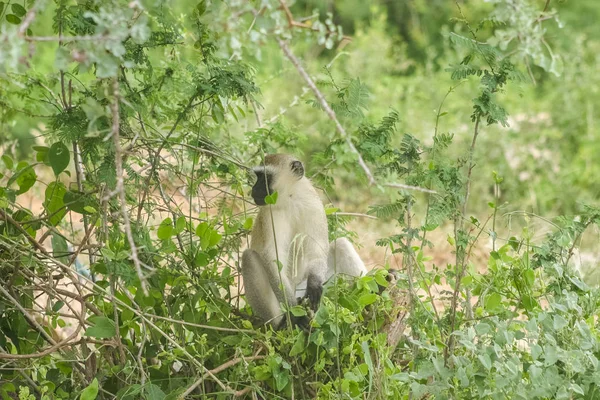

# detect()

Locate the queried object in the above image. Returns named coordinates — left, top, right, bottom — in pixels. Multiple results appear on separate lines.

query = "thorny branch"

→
left=276, top=39, right=436, bottom=194
left=109, top=78, right=150, bottom=295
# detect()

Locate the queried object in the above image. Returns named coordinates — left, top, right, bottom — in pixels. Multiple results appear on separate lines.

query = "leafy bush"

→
left=1, top=0, right=599, bottom=399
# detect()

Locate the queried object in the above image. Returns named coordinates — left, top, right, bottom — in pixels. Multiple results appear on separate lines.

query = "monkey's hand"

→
left=305, top=274, right=323, bottom=311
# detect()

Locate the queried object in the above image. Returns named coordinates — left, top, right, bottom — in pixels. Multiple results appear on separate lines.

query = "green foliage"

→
left=1, top=0, right=599, bottom=399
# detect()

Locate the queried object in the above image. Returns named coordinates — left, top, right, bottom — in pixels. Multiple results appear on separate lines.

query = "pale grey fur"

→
left=241, top=154, right=367, bottom=327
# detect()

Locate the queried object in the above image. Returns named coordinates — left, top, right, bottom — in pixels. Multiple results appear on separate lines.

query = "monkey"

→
left=241, top=154, right=367, bottom=328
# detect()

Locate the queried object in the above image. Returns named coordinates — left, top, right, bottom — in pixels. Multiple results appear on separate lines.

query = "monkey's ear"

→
left=290, top=160, right=304, bottom=178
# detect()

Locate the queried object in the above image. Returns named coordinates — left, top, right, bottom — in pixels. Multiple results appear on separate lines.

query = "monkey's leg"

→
left=327, top=237, right=367, bottom=278
left=241, top=250, right=285, bottom=326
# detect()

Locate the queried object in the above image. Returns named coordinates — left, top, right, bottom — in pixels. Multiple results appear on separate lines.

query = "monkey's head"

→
left=251, top=154, right=305, bottom=206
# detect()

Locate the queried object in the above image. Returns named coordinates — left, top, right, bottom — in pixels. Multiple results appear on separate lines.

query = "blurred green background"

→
left=2, top=0, right=599, bottom=217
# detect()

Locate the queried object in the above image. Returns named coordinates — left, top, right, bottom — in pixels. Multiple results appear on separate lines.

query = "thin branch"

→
left=276, top=38, right=435, bottom=195
left=277, top=0, right=352, bottom=43
left=24, top=34, right=119, bottom=42
left=110, top=78, right=150, bottom=295
left=0, top=284, right=84, bottom=359
left=180, top=355, right=265, bottom=398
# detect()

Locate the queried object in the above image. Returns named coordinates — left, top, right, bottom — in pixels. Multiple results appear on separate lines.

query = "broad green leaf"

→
left=194, top=251, right=209, bottom=267
left=290, top=306, right=306, bottom=317
left=8, top=162, right=37, bottom=194
left=484, top=292, right=502, bottom=311
left=10, top=3, right=26, bottom=17
left=84, top=317, right=116, bottom=339
left=1, top=154, right=13, bottom=169
left=358, top=293, right=378, bottom=306
left=289, top=333, right=305, bottom=357
left=175, top=216, right=186, bottom=233
left=523, top=269, right=535, bottom=288
left=325, top=207, right=339, bottom=215
left=274, top=368, right=289, bottom=392
left=553, top=315, right=568, bottom=330
left=44, top=182, right=68, bottom=226
left=48, top=142, right=70, bottom=176
left=243, top=217, right=253, bottom=230
left=478, top=353, right=492, bottom=371
left=80, top=378, right=99, bottom=400
left=52, top=301, right=65, bottom=312
left=157, top=218, right=173, bottom=240
left=51, top=232, right=69, bottom=262
left=5, top=14, right=20, bottom=24
left=63, top=191, right=96, bottom=215
left=265, top=191, right=278, bottom=205
left=144, top=384, right=166, bottom=400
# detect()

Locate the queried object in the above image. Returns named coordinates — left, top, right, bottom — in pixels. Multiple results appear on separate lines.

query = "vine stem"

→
left=110, top=78, right=149, bottom=296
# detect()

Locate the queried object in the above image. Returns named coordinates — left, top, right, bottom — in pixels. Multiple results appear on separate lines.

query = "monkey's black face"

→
left=251, top=170, right=274, bottom=206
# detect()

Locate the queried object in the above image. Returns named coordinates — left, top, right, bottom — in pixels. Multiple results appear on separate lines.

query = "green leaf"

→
left=44, top=182, right=68, bottom=226
left=10, top=3, right=26, bottom=17
left=80, top=378, right=99, bottom=400
left=243, top=217, right=253, bottom=230
left=175, top=216, right=186, bottom=233
left=195, top=0, right=207, bottom=17
left=5, top=14, right=20, bottom=24
left=361, top=341, right=374, bottom=393
left=63, top=191, right=96, bottom=215
left=478, top=353, right=492, bottom=371
left=290, top=306, right=306, bottom=317
left=553, top=315, right=568, bottom=330
left=48, top=142, right=70, bottom=176
left=8, top=162, right=37, bottom=194
left=358, top=293, right=378, bottom=306
left=51, top=232, right=69, bottom=262
left=484, top=292, right=502, bottom=311
left=265, top=191, right=278, bottom=205
left=84, top=317, right=116, bottom=339
left=523, top=269, right=535, bottom=288
left=144, top=384, right=166, bottom=400
left=52, top=301, right=65, bottom=312
left=196, top=223, right=221, bottom=249
left=2, top=154, right=13, bottom=169
left=289, top=333, right=305, bottom=357
left=157, top=218, right=174, bottom=240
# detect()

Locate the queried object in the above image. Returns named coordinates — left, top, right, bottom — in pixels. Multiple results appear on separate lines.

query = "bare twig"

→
left=277, top=0, right=352, bottom=43
left=180, top=355, right=265, bottom=398
left=24, top=34, right=119, bottom=42
left=276, top=39, right=435, bottom=195
left=109, top=78, right=150, bottom=295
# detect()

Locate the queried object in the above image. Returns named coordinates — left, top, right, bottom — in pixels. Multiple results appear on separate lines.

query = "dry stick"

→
left=276, top=38, right=435, bottom=195
left=180, top=355, right=265, bottom=398
left=110, top=78, right=149, bottom=296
